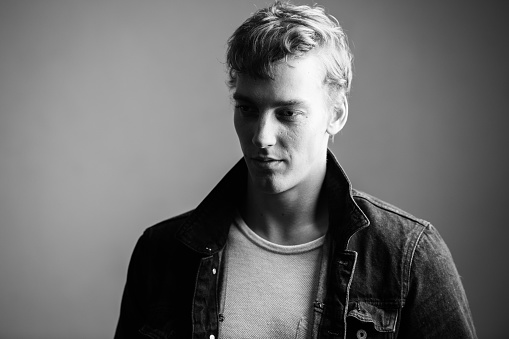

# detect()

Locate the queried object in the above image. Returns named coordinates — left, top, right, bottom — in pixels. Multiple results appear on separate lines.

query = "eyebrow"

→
left=232, top=92, right=305, bottom=107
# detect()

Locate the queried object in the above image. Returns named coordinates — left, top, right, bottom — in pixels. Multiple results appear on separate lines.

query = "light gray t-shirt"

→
left=218, top=213, right=325, bottom=339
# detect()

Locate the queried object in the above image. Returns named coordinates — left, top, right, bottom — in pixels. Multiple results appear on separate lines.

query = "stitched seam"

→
left=343, top=251, right=358, bottom=338
left=403, top=225, right=427, bottom=301
left=353, top=195, right=429, bottom=227
left=348, top=298, right=402, bottom=306
left=138, top=325, right=162, bottom=339
left=191, top=258, right=205, bottom=338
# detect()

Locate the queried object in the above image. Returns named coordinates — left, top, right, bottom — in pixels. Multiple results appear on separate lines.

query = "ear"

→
left=326, top=92, right=348, bottom=136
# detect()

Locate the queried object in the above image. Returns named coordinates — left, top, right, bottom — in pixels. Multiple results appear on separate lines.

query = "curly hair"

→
left=226, top=1, right=353, bottom=96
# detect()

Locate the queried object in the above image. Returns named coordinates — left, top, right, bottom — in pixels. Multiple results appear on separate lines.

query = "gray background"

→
left=1, top=0, right=507, bottom=338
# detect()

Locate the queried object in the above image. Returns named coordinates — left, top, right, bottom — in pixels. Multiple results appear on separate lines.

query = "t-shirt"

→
left=218, top=212, right=325, bottom=339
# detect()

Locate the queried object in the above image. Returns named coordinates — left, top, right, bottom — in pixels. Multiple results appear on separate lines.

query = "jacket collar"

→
left=175, top=149, right=369, bottom=254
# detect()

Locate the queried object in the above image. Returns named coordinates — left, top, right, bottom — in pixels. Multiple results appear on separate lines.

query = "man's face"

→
left=233, top=54, right=333, bottom=195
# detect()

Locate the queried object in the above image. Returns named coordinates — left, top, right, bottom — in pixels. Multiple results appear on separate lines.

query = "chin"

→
left=249, top=175, right=291, bottom=195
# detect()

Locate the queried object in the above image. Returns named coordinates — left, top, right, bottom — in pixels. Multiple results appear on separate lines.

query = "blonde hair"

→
left=226, top=1, right=353, bottom=96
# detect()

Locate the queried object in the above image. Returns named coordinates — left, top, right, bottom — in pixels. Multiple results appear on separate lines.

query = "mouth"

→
left=250, top=156, right=283, bottom=170
left=252, top=156, right=280, bottom=162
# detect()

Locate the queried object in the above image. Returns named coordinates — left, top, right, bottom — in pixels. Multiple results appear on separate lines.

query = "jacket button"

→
left=212, top=268, right=217, bottom=275
left=209, top=335, right=215, bottom=339
left=356, top=329, right=367, bottom=339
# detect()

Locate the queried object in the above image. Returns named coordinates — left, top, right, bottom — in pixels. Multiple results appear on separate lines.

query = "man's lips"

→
left=252, top=156, right=281, bottom=162
left=249, top=156, right=283, bottom=170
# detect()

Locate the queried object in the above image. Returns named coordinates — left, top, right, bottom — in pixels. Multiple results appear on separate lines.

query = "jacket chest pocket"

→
left=346, top=301, right=398, bottom=339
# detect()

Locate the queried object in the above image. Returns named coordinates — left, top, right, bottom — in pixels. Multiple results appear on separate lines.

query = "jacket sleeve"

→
left=398, top=224, right=477, bottom=338
left=114, top=232, right=150, bottom=339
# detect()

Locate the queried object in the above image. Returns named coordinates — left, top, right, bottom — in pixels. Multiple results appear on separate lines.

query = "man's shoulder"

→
left=348, top=189, right=441, bottom=271
left=351, top=189, right=431, bottom=233
left=142, top=209, right=194, bottom=242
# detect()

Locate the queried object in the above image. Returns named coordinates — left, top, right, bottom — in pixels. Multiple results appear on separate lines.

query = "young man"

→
left=115, top=2, right=476, bottom=338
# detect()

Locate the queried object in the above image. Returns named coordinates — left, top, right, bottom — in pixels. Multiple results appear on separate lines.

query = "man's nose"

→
left=252, top=113, right=277, bottom=148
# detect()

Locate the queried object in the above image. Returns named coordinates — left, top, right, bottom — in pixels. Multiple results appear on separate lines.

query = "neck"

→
left=240, top=170, right=329, bottom=246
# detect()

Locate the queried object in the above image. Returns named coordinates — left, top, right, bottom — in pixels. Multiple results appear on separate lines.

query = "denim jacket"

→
left=115, top=151, right=476, bottom=339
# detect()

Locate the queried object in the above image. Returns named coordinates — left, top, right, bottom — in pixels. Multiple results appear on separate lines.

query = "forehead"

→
left=234, top=54, right=328, bottom=105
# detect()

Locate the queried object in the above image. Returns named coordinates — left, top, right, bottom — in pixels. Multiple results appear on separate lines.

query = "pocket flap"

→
left=347, top=301, right=398, bottom=332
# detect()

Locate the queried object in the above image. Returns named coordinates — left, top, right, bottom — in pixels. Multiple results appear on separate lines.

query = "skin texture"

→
left=233, top=52, right=347, bottom=245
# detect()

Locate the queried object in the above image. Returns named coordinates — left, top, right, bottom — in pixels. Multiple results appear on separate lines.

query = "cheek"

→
left=287, top=126, right=327, bottom=157
left=234, top=114, right=252, bottom=144
left=282, top=128, right=298, bottom=147
left=286, top=123, right=318, bottom=144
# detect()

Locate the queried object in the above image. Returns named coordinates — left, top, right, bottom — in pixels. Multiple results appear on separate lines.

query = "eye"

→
left=279, top=110, right=294, bottom=116
left=235, top=104, right=258, bottom=117
left=235, top=105, right=250, bottom=112
left=277, top=109, right=302, bottom=121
